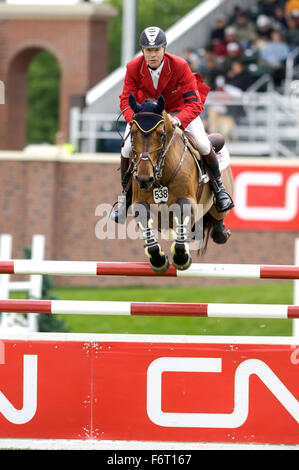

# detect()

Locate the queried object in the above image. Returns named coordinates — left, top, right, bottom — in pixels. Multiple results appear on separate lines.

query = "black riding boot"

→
left=110, top=155, right=132, bottom=224
left=202, top=145, right=234, bottom=213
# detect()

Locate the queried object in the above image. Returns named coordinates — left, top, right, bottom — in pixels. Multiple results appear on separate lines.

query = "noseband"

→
left=130, top=111, right=177, bottom=184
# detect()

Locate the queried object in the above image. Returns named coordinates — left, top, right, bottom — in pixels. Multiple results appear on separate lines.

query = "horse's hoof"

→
left=171, top=241, right=192, bottom=271
left=150, top=255, right=170, bottom=274
left=172, top=253, right=192, bottom=271
left=211, top=221, right=231, bottom=244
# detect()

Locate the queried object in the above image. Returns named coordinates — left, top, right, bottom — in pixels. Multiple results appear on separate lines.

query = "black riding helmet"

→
left=139, top=27, right=167, bottom=49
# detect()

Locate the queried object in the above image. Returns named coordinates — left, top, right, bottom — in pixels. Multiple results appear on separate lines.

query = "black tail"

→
left=191, top=213, right=218, bottom=256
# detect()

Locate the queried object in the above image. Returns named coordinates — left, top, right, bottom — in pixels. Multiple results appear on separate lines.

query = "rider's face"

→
left=142, top=47, right=165, bottom=69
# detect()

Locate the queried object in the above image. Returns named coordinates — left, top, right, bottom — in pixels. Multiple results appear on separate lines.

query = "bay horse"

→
left=126, top=92, right=234, bottom=273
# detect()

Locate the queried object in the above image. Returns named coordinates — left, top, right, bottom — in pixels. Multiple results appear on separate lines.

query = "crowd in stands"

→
left=183, top=0, right=299, bottom=92
left=182, top=0, right=299, bottom=139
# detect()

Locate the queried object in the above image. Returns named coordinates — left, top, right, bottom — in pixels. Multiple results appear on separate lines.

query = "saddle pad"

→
left=217, top=144, right=230, bottom=172
left=182, top=128, right=230, bottom=172
left=186, top=138, right=231, bottom=174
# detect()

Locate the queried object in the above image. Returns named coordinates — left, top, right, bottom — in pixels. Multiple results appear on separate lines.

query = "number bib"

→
left=153, top=186, right=168, bottom=203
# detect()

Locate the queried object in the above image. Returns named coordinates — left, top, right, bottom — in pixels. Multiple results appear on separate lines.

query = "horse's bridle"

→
left=130, top=111, right=177, bottom=185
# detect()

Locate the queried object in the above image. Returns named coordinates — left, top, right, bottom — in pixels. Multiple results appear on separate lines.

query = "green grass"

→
left=41, top=282, right=294, bottom=337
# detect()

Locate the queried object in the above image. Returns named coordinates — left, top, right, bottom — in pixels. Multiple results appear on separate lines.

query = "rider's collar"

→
left=147, top=59, right=164, bottom=72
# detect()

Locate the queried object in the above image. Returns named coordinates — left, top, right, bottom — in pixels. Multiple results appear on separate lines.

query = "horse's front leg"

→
left=134, top=201, right=170, bottom=273
left=171, top=197, right=192, bottom=271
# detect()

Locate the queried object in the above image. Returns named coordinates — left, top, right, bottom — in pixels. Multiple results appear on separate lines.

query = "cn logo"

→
left=234, top=171, right=299, bottom=221
left=146, top=357, right=299, bottom=428
left=0, top=355, right=37, bottom=424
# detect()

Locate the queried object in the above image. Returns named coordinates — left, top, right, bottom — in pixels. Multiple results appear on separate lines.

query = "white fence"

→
left=0, top=234, right=45, bottom=332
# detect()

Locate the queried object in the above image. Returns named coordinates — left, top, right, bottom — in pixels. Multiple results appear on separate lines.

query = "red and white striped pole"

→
left=0, top=260, right=299, bottom=279
left=0, top=299, right=298, bottom=319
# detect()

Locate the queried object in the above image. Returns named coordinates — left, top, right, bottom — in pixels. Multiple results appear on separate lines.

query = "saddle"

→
left=184, top=131, right=225, bottom=157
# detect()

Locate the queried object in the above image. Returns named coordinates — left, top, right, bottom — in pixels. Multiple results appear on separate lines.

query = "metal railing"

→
left=70, top=90, right=299, bottom=158
left=284, top=46, right=299, bottom=95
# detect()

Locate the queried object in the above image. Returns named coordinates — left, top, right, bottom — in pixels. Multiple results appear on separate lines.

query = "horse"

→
left=125, top=92, right=234, bottom=274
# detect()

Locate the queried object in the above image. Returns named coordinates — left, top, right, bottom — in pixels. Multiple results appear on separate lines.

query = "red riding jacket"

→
left=119, top=52, right=210, bottom=130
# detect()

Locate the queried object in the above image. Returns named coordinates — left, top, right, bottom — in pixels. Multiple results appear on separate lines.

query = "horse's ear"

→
left=129, top=92, right=141, bottom=113
left=156, top=94, right=165, bottom=114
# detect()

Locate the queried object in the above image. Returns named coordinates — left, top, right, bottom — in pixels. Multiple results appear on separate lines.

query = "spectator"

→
left=224, top=26, right=238, bottom=45
left=226, top=60, right=254, bottom=90
left=285, top=0, right=299, bottom=16
left=210, top=23, right=235, bottom=58
left=183, top=47, right=200, bottom=72
left=210, top=15, right=227, bottom=44
left=234, top=11, right=257, bottom=50
left=222, top=42, right=243, bottom=74
left=228, top=6, right=243, bottom=24
left=285, top=15, right=299, bottom=47
left=259, top=0, right=284, bottom=18
left=256, top=14, right=274, bottom=40
left=255, top=14, right=274, bottom=52
left=259, top=30, right=290, bottom=66
left=212, top=39, right=227, bottom=58
left=206, top=75, right=243, bottom=140
left=259, top=30, right=290, bottom=85
left=199, top=54, right=221, bottom=90
left=272, top=5, right=288, bottom=30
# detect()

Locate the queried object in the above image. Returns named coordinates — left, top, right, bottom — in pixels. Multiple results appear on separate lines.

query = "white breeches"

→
left=122, top=115, right=211, bottom=158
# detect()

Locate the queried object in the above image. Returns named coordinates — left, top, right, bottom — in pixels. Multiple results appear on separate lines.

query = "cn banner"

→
left=0, top=335, right=298, bottom=444
left=0, top=339, right=91, bottom=439
left=227, top=160, right=299, bottom=231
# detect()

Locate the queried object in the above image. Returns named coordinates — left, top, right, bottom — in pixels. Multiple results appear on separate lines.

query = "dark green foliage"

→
left=37, top=308, right=71, bottom=333
left=37, top=275, right=71, bottom=333
left=27, top=50, right=61, bottom=145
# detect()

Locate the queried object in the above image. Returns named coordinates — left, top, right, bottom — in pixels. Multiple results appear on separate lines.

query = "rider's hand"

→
left=169, top=115, right=181, bottom=127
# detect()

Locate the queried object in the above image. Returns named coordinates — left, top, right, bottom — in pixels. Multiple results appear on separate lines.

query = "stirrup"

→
left=109, top=195, right=127, bottom=224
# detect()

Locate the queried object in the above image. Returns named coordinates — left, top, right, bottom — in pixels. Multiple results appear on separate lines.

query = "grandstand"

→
left=70, top=0, right=299, bottom=158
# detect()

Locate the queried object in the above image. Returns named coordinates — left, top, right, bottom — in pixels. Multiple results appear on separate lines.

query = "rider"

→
left=111, top=26, right=234, bottom=223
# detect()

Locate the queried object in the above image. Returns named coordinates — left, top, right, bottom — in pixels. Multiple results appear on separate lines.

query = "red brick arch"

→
left=6, top=45, right=58, bottom=149
left=0, top=3, right=117, bottom=150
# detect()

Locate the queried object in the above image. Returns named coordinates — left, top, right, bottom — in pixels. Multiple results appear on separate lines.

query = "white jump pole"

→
left=0, top=299, right=298, bottom=319
left=1, top=260, right=299, bottom=279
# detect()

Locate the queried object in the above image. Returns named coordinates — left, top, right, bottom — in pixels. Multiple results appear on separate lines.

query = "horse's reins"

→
left=130, top=111, right=177, bottom=186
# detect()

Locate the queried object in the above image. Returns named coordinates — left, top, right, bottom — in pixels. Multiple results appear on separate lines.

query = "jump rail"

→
left=0, top=299, right=298, bottom=318
left=1, top=260, right=299, bottom=279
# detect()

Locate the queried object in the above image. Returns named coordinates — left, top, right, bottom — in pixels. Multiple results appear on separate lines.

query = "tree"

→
left=104, top=0, right=202, bottom=72
left=27, top=50, right=61, bottom=144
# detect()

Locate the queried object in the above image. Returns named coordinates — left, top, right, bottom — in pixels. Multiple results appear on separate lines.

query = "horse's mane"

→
left=163, top=110, right=174, bottom=137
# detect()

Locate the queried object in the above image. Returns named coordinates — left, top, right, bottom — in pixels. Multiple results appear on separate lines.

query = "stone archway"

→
left=0, top=3, right=117, bottom=150
left=6, top=46, right=55, bottom=149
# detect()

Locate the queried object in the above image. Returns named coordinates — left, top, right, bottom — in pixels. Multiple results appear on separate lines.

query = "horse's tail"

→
left=197, top=212, right=217, bottom=256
